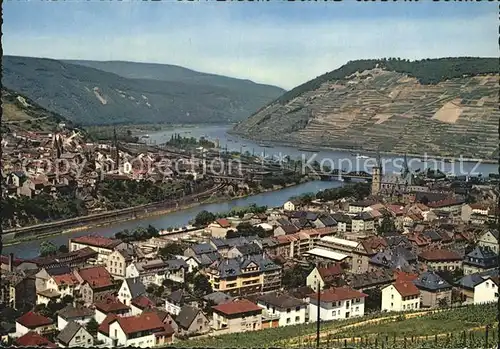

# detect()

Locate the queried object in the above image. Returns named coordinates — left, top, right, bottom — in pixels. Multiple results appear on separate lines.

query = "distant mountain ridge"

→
left=2, top=55, right=285, bottom=126
left=233, top=57, right=499, bottom=160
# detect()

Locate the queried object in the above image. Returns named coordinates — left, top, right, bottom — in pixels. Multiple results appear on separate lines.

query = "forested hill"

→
left=233, top=57, right=499, bottom=160
left=2, top=55, right=285, bottom=126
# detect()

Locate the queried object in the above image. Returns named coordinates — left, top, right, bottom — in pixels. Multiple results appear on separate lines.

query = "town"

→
left=1, top=119, right=498, bottom=347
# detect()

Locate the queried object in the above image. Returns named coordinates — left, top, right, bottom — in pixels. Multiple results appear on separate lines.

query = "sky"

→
left=3, top=1, right=498, bottom=90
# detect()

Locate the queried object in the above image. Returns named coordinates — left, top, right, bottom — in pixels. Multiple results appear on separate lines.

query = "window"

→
left=75, top=336, right=81, bottom=342
left=197, top=318, right=203, bottom=324
left=286, top=318, right=291, bottom=324
left=403, top=305, right=406, bottom=310
left=355, top=306, right=359, bottom=311
left=287, top=308, right=291, bottom=313
left=391, top=294, right=394, bottom=299
left=295, top=306, right=301, bottom=311
left=390, top=302, right=393, bottom=307
left=295, top=316, right=300, bottom=322
left=355, top=298, right=360, bottom=303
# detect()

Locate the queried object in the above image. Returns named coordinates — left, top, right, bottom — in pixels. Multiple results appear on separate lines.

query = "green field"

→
left=176, top=304, right=498, bottom=349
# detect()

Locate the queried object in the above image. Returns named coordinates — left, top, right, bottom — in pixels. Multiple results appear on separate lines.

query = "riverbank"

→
left=2, top=180, right=311, bottom=248
left=228, top=130, right=498, bottom=164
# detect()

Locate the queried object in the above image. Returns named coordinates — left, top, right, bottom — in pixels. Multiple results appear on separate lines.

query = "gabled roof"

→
left=413, top=271, right=451, bottom=291
left=176, top=305, right=203, bottom=330
left=419, top=249, right=462, bottom=262
left=392, top=281, right=420, bottom=297
left=70, top=235, right=122, bottom=249
left=216, top=218, right=231, bottom=228
left=95, top=298, right=130, bottom=313
left=124, top=278, right=146, bottom=298
left=131, top=295, right=155, bottom=310
left=203, top=291, right=234, bottom=305
left=16, top=311, right=53, bottom=329
left=58, top=305, right=94, bottom=320
left=309, top=287, right=367, bottom=302
left=77, top=266, right=114, bottom=289
left=256, top=292, right=306, bottom=309
left=16, top=331, right=57, bottom=348
left=56, top=321, right=86, bottom=346
left=97, top=314, right=118, bottom=335
left=190, top=243, right=217, bottom=255
left=212, top=299, right=262, bottom=316
left=112, top=313, right=174, bottom=336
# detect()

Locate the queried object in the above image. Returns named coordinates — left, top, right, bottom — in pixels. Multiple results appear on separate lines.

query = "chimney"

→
left=8, top=253, right=14, bottom=272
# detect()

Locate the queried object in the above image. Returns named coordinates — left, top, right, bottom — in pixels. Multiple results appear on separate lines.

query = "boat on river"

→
left=356, top=154, right=369, bottom=159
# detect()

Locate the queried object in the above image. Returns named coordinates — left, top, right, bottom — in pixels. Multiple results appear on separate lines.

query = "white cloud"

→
left=3, top=13, right=496, bottom=90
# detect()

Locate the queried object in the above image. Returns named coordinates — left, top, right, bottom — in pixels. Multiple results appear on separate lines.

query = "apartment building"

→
left=205, top=255, right=281, bottom=296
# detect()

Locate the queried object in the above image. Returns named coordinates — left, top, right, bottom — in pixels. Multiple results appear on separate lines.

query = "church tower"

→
left=371, top=153, right=383, bottom=196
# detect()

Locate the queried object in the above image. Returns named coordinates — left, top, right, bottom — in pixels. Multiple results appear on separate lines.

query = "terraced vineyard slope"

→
left=233, top=58, right=499, bottom=160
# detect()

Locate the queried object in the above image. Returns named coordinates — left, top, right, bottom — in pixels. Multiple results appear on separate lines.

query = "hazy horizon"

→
left=3, top=2, right=497, bottom=89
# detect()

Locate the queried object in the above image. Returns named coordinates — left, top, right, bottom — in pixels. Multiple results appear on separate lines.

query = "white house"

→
left=118, top=278, right=147, bottom=306
left=56, top=321, right=94, bottom=348
left=97, top=312, right=174, bottom=348
left=175, top=255, right=200, bottom=273
left=381, top=282, right=421, bottom=312
left=69, top=235, right=125, bottom=263
left=306, top=264, right=343, bottom=292
left=283, top=201, right=296, bottom=212
left=256, top=293, right=307, bottom=327
left=57, top=306, right=94, bottom=331
left=477, top=230, right=499, bottom=254
left=15, top=311, right=54, bottom=337
left=308, top=287, right=367, bottom=322
left=473, top=276, right=499, bottom=305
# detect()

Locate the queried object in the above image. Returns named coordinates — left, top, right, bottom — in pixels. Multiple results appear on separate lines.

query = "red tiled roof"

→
left=212, top=299, right=262, bottom=316
left=70, top=235, right=121, bottom=249
left=407, top=232, right=431, bottom=246
left=427, top=198, right=463, bottom=208
left=77, top=266, right=114, bottom=289
left=393, top=281, right=420, bottom=297
left=394, top=271, right=419, bottom=282
left=309, top=287, right=367, bottom=302
left=131, top=295, right=155, bottom=310
left=216, top=218, right=231, bottom=228
left=112, top=312, right=172, bottom=335
left=95, top=298, right=130, bottom=313
left=469, top=204, right=489, bottom=211
left=98, top=314, right=118, bottom=335
left=387, top=204, right=405, bottom=216
left=317, top=264, right=343, bottom=280
left=361, top=236, right=388, bottom=255
left=419, top=249, right=462, bottom=261
left=16, top=311, right=53, bottom=329
left=53, top=273, right=79, bottom=287
left=15, top=331, right=57, bottom=348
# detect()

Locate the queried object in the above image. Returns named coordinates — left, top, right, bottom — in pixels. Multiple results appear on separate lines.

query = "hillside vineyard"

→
left=233, top=58, right=499, bottom=160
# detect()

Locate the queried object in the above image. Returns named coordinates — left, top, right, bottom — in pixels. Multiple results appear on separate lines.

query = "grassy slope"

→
left=2, top=55, right=285, bottom=126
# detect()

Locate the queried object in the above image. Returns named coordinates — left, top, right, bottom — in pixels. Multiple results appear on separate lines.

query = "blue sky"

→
left=3, top=1, right=497, bottom=89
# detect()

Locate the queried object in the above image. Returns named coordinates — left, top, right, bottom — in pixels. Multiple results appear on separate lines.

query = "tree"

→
left=193, top=274, right=213, bottom=297
left=86, top=318, right=99, bottom=337
left=147, top=225, right=159, bottom=237
left=377, top=215, right=397, bottom=236
left=39, top=241, right=57, bottom=257
left=438, top=297, right=448, bottom=308
left=158, top=243, right=185, bottom=259
left=194, top=210, right=215, bottom=227
left=61, top=295, right=74, bottom=305
left=58, top=245, right=69, bottom=254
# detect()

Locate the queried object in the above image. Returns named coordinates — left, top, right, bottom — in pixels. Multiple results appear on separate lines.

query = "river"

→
left=5, top=124, right=497, bottom=259
left=4, top=180, right=343, bottom=259
left=144, top=125, right=497, bottom=175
